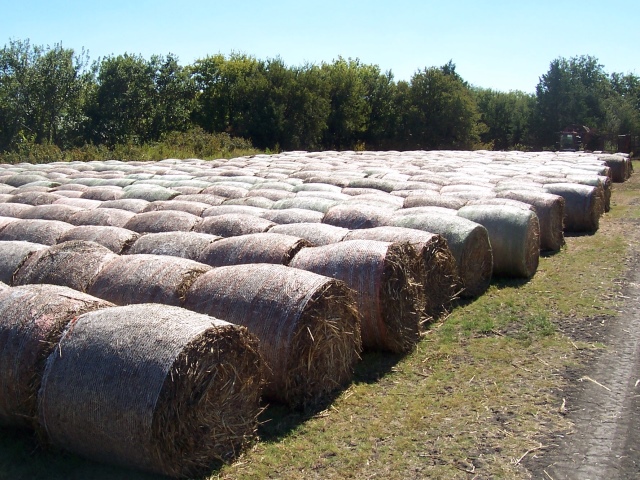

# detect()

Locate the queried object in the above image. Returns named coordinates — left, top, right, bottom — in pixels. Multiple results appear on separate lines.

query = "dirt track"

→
left=528, top=237, right=640, bottom=478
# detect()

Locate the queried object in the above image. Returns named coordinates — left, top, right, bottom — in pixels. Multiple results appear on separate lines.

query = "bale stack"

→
left=289, top=240, right=425, bottom=353
left=38, top=304, right=263, bottom=477
left=0, top=284, right=113, bottom=428
left=185, top=264, right=361, bottom=408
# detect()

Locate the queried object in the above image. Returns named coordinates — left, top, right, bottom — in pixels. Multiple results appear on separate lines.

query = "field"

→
left=0, top=155, right=637, bottom=479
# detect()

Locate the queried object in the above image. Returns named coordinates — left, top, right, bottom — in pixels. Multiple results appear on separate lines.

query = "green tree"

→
left=474, top=88, right=534, bottom=150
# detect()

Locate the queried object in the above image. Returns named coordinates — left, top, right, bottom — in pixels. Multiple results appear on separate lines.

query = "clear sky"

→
left=2, top=0, right=638, bottom=93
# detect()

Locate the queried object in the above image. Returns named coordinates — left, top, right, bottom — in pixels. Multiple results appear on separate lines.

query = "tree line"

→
left=1, top=38, right=639, bottom=159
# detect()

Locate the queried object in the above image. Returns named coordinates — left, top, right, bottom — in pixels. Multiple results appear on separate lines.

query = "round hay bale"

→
left=53, top=197, right=102, bottom=210
left=0, top=215, right=18, bottom=231
left=323, top=204, right=394, bottom=230
left=14, top=241, right=117, bottom=292
left=271, top=197, right=339, bottom=213
left=127, top=231, right=221, bottom=261
left=0, top=203, right=33, bottom=218
left=543, top=183, right=603, bottom=233
left=200, top=184, right=249, bottom=199
left=142, top=200, right=211, bottom=216
left=88, top=254, right=211, bottom=306
left=170, top=186, right=205, bottom=195
left=199, top=233, right=310, bottom=267
left=566, top=175, right=612, bottom=212
left=122, top=184, right=181, bottom=201
left=173, top=194, right=226, bottom=206
left=38, top=304, right=262, bottom=477
left=269, top=223, right=350, bottom=246
left=600, top=154, right=631, bottom=182
left=8, top=191, right=62, bottom=206
left=98, top=198, right=150, bottom=213
left=396, top=206, right=458, bottom=217
left=185, top=264, right=361, bottom=408
left=246, top=188, right=295, bottom=201
left=346, top=193, right=404, bottom=209
left=69, top=208, right=136, bottom=228
left=344, top=227, right=459, bottom=318
left=341, top=187, right=386, bottom=196
left=222, top=196, right=276, bottom=208
left=294, top=183, right=343, bottom=193
left=295, top=190, right=351, bottom=202
left=403, top=193, right=466, bottom=210
left=49, top=190, right=84, bottom=198
left=0, top=219, right=74, bottom=246
left=393, top=213, right=493, bottom=298
left=0, top=240, right=48, bottom=284
left=123, top=210, right=202, bottom=234
left=80, top=186, right=124, bottom=201
left=194, top=214, right=275, bottom=238
left=202, top=205, right=267, bottom=217
left=58, top=226, right=140, bottom=254
left=4, top=174, right=48, bottom=187
left=259, top=208, right=324, bottom=224
left=18, top=204, right=86, bottom=223
left=457, top=205, right=540, bottom=278
left=289, top=240, right=424, bottom=353
left=0, top=285, right=112, bottom=428
left=494, top=190, right=566, bottom=251
left=346, top=178, right=397, bottom=193
left=300, top=174, right=350, bottom=187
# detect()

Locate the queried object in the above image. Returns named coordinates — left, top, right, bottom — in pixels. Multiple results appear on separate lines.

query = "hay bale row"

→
left=289, top=240, right=425, bottom=353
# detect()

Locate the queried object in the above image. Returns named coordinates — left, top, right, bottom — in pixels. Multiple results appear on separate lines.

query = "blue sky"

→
left=2, top=0, right=638, bottom=93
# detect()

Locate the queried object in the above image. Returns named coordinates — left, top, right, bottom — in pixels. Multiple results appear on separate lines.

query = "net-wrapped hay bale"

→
left=600, top=154, right=631, bottom=182
left=543, top=183, right=603, bottom=233
left=123, top=210, right=202, bottom=234
left=457, top=205, right=540, bottom=279
left=323, top=204, right=394, bottom=229
left=271, top=197, right=339, bottom=213
left=88, top=254, right=211, bottom=306
left=495, top=190, right=565, bottom=251
left=0, top=241, right=48, bottom=284
left=403, top=192, right=466, bottom=210
left=38, top=304, right=262, bottom=477
left=289, top=240, right=424, bottom=353
left=269, top=223, right=350, bottom=246
left=0, top=285, right=113, bottom=428
left=80, top=186, right=124, bottom=201
left=199, top=233, right=310, bottom=267
left=172, top=193, right=226, bottom=206
left=99, top=198, right=150, bottom=213
left=58, top=226, right=140, bottom=254
left=194, top=214, right=275, bottom=237
left=127, top=231, right=221, bottom=261
left=18, top=204, right=86, bottom=223
left=69, top=208, right=136, bottom=228
left=0, top=219, right=74, bottom=245
left=14, top=240, right=117, bottom=292
left=222, top=196, right=275, bottom=208
left=259, top=208, right=324, bottom=224
left=392, top=213, right=492, bottom=298
left=344, top=226, right=459, bottom=318
left=142, top=200, right=212, bottom=216
left=0, top=202, right=36, bottom=218
left=53, top=197, right=102, bottom=210
left=565, top=174, right=612, bottom=212
left=8, top=191, right=63, bottom=206
left=185, top=264, right=361, bottom=407
left=122, top=184, right=180, bottom=201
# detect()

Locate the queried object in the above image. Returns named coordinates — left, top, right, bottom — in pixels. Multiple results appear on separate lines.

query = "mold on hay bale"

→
left=58, top=226, right=140, bottom=254
left=0, top=240, right=48, bottom=284
left=13, top=241, right=117, bottom=292
left=0, top=284, right=113, bottom=428
left=199, top=233, right=310, bottom=267
left=185, top=264, right=361, bottom=408
left=194, top=214, right=275, bottom=238
left=127, top=231, right=221, bottom=261
left=68, top=208, right=136, bottom=228
left=289, top=240, right=425, bottom=353
left=38, top=304, right=263, bottom=477
left=457, top=205, right=540, bottom=279
left=344, top=226, right=459, bottom=318
left=392, top=213, right=493, bottom=298
left=88, top=254, right=211, bottom=306
left=269, top=223, right=350, bottom=246
left=0, top=219, right=75, bottom=246
left=123, top=210, right=202, bottom=234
